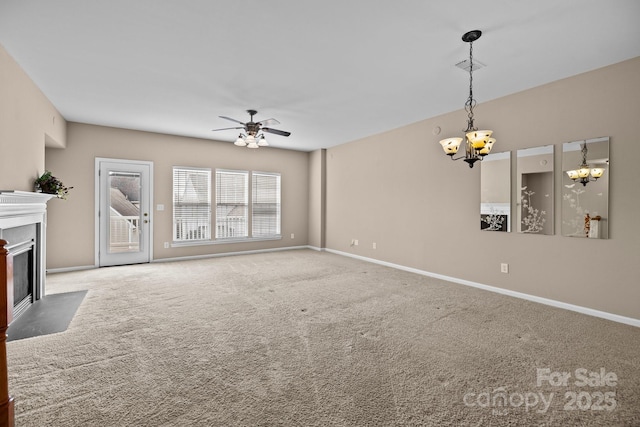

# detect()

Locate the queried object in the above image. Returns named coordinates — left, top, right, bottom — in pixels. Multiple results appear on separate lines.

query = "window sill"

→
left=171, top=235, right=282, bottom=248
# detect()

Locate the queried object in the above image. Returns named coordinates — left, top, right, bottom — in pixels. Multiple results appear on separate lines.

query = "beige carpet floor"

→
left=7, top=249, right=640, bottom=426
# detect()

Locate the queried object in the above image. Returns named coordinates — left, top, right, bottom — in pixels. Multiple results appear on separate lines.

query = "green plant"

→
left=35, top=171, right=73, bottom=199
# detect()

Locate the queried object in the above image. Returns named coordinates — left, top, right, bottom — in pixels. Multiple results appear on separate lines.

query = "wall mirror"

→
left=561, top=136, right=609, bottom=239
left=517, top=145, right=554, bottom=234
left=480, top=151, right=511, bottom=232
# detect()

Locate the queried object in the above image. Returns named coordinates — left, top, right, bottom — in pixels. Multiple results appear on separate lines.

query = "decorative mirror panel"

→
left=561, top=137, right=609, bottom=238
left=480, top=151, right=511, bottom=232
left=517, top=145, right=554, bottom=234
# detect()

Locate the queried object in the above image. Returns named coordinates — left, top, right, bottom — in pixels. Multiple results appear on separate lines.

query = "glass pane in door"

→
left=108, top=171, right=141, bottom=253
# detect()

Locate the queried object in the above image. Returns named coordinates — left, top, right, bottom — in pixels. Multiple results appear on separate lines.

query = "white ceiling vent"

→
left=455, top=58, right=486, bottom=72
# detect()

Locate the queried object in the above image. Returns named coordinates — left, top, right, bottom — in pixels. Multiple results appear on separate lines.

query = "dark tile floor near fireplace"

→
left=7, top=291, right=87, bottom=342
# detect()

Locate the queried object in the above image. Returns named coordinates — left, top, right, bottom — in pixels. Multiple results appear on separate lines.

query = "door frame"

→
left=94, top=158, right=154, bottom=267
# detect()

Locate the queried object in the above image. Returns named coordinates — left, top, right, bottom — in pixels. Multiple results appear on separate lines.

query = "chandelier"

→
left=439, top=30, right=495, bottom=168
left=566, top=142, right=605, bottom=186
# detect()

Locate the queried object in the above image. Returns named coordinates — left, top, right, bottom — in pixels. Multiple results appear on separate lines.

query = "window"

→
left=252, top=172, right=281, bottom=237
left=214, top=170, right=281, bottom=240
left=173, top=167, right=211, bottom=241
left=216, top=170, right=248, bottom=239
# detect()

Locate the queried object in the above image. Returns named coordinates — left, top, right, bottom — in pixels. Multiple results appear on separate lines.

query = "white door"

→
left=97, top=159, right=153, bottom=267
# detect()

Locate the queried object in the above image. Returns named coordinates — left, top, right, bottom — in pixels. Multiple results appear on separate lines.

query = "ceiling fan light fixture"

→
left=212, top=109, right=292, bottom=149
left=258, top=135, right=269, bottom=146
left=234, top=134, right=247, bottom=147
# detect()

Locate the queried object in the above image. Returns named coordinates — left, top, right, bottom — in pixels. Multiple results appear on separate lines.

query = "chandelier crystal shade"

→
left=438, top=30, right=495, bottom=168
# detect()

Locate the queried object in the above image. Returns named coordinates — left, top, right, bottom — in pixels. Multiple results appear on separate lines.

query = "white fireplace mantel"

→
left=0, top=190, right=56, bottom=207
left=0, top=191, right=56, bottom=228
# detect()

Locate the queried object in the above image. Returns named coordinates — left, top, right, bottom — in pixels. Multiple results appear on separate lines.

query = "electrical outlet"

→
left=354, top=239, right=359, bottom=246
left=373, top=242, right=377, bottom=249
left=164, top=242, right=169, bottom=249
left=291, top=233, right=295, bottom=239
left=501, top=263, right=509, bottom=274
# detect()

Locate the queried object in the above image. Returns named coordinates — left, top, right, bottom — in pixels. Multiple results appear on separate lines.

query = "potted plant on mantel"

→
left=34, top=171, right=73, bottom=199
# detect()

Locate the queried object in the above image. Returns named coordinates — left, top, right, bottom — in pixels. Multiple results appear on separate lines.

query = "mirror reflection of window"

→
left=561, top=137, right=609, bottom=239
left=480, top=151, right=511, bottom=232
left=516, top=145, right=554, bottom=235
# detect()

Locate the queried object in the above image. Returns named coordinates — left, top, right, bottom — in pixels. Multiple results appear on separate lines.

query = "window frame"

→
left=172, top=166, right=212, bottom=243
left=171, top=167, right=283, bottom=247
left=251, top=171, right=281, bottom=238
left=215, top=169, right=249, bottom=240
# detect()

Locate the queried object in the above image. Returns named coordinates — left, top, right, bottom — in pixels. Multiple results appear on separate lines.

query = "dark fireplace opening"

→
left=12, top=245, right=35, bottom=319
left=0, top=223, right=38, bottom=320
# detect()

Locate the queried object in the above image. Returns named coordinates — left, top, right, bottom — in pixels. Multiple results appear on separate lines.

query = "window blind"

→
left=173, top=167, right=211, bottom=241
left=252, top=172, right=281, bottom=237
left=215, top=170, right=248, bottom=239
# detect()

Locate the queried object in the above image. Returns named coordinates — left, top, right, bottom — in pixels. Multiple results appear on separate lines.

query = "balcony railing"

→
left=174, top=217, right=211, bottom=241
left=216, top=217, right=247, bottom=239
left=110, top=215, right=139, bottom=252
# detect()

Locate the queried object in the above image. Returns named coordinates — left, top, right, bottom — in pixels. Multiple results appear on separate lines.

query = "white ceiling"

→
left=1, top=1, right=639, bottom=152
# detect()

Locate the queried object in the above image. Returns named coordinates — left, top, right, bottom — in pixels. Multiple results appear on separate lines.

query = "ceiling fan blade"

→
left=219, top=115, right=246, bottom=125
left=262, top=127, right=291, bottom=137
left=212, top=126, right=245, bottom=132
left=257, top=118, right=280, bottom=126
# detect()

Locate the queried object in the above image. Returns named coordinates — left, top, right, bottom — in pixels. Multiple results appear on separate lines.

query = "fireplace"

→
left=0, top=191, right=55, bottom=320
left=4, top=227, right=36, bottom=319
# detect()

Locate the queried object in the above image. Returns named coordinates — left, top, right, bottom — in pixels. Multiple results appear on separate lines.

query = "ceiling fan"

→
left=212, top=109, right=291, bottom=148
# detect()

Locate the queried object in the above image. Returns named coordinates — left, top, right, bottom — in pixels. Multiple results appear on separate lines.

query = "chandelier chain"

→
left=465, top=40, right=477, bottom=132
left=581, top=143, right=588, bottom=164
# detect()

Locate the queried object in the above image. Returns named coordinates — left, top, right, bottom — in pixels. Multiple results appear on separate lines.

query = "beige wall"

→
left=325, top=57, right=640, bottom=320
left=45, top=123, right=309, bottom=268
left=0, top=44, right=66, bottom=190
left=307, top=149, right=326, bottom=249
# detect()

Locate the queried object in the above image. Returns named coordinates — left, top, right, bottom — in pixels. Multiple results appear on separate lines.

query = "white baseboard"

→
left=325, top=248, right=640, bottom=328
left=47, top=246, right=314, bottom=273
left=47, top=265, right=96, bottom=274
left=152, top=245, right=311, bottom=264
